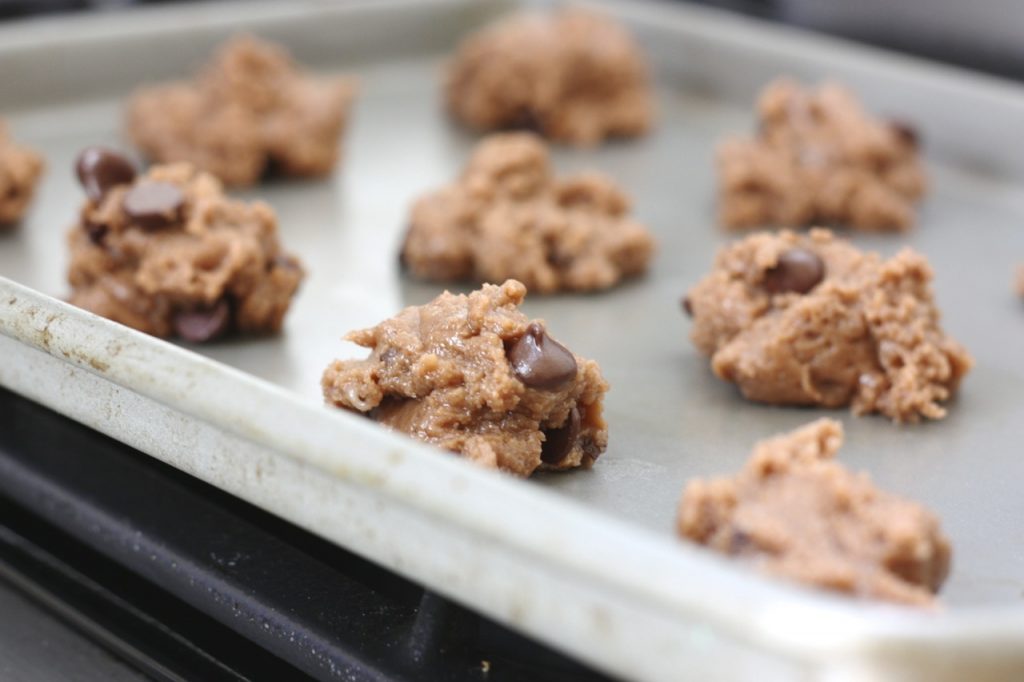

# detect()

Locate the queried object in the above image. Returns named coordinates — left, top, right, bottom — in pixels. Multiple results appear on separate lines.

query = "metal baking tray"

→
left=3, top=0, right=1024, bottom=679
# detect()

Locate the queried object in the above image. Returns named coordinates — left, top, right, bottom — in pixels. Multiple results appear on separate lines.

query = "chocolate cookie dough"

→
left=321, top=280, right=608, bottom=477
left=684, top=229, right=971, bottom=422
left=446, top=9, right=654, bottom=145
left=0, top=122, right=44, bottom=226
left=718, top=79, right=926, bottom=231
left=67, top=148, right=303, bottom=341
left=126, top=35, right=356, bottom=187
left=678, top=419, right=951, bottom=606
left=401, top=133, right=655, bottom=293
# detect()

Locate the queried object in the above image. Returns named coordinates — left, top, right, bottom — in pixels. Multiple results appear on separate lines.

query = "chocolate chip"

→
left=682, top=296, right=693, bottom=317
left=541, top=406, right=581, bottom=465
left=75, top=146, right=136, bottom=203
left=123, top=181, right=184, bottom=230
left=83, top=220, right=108, bottom=245
left=889, top=119, right=920, bottom=149
left=172, top=299, right=231, bottom=343
left=763, top=248, right=825, bottom=295
left=506, top=322, right=577, bottom=390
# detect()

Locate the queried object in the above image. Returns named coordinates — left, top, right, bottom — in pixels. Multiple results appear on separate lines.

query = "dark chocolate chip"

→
left=763, top=248, right=825, bottom=295
left=123, top=181, right=184, bottom=230
left=75, top=146, right=136, bottom=203
left=889, top=119, right=920, bottom=149
left=83, top=220, right=108, bottom=245
left=682, top=296, right=693, bottom=317
left=506, top=322, right=577, bottom=390
left=172, top=299, right=231, bottom=343
left=541, top=406, right=581, bottom=465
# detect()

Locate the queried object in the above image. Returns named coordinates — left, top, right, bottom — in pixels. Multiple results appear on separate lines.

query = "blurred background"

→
left=2, top=0, right=1022, bottom=81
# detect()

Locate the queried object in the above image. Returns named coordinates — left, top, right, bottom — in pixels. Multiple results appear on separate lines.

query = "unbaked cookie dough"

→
left=321, top=279, right=608, bottom=477
left=684, top=229, right=971, bottom=422
left=446, top=9, right=654, bottom=145
left=401, top=133, right=655, bottom=293
left=718, top=79, right=926, bottom=231
left=0, top=122, right=44, bottom=227
left=678, top=419, right=951, bottom=606
left=67, top=147, right=303, bottom=341
left=126, top=35, right=356, bottom=187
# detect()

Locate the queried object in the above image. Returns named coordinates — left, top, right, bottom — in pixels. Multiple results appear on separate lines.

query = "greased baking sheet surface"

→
left=2, top=1, right=1024, bottom=615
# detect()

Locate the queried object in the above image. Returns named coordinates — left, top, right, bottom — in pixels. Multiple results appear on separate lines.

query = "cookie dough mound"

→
left=679, top=419, right=952, bottom=606
left=718, top=79, right=926, bottom=231
left=446, top=9, right=654, bottom=145
left=0, top=122, right=44, bottom=226
left=321, top=280, right=609, bottom=477
left=67, top=148, right=304, bottom=341
left=126, top=35, right=356, bottom=186
left=685, top=229, right=971, bottom=422
left=401, top=133, right=655, bottom=293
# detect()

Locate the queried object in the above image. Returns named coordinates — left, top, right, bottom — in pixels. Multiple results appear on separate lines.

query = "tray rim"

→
left=3, top=0, right=1024, bottom=678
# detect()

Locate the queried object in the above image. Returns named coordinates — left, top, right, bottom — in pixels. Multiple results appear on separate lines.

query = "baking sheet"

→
left=4, top=0, right=1024, bottom=678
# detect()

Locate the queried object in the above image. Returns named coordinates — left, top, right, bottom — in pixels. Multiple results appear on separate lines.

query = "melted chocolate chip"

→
left=682, top=296, right=693, bottom=317
left=541, top=406, right=581, bottom=465
left=123, top=181, right=184, bottom=230
left=172, top=299, right=231, bottom=343
left=889, top=119, right=920, bottom=149
left=763, top=248, right=825, bottom=295
left=506, top=322, right=577, bottom=390
left=75, top=147, right=136, bottom=203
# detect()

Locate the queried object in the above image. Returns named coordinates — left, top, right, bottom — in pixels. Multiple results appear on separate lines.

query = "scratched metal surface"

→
left=2, top=0, right=1024, bottom=621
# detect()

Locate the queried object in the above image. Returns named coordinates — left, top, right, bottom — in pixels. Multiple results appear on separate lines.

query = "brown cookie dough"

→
left=401, top=133, right=655, bottom=293
left=446, top=9, right=654, bottom=145
left=684, top=229, right=971, bottom=422
left=126, top=35, right=356, bottom=187
left=321, top=280, right=608, bottom=477
left=678, top=419, right=952, bottom=607
left=718, top=79, right=926, bottom=231
left=0, top=122, right=44, bottom=226
left=67, top=147, right=303, bottom=341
